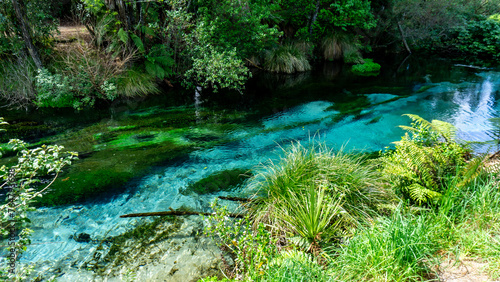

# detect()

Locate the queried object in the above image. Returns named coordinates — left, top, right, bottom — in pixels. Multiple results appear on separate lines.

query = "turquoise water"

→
left=1, top=58, right=500, bottom=278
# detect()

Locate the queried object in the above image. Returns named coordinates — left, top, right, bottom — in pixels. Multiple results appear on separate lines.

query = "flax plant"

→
left=249, top=141, right=389, bottom=252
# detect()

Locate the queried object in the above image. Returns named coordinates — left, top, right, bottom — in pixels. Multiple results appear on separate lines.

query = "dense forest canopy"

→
left=1, top=0, right=500, bottom=108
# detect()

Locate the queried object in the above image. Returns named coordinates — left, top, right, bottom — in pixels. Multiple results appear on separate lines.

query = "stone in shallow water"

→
left=72, top=233, right=92, bottom=243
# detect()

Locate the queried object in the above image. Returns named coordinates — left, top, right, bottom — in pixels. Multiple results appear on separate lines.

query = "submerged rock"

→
left=52, top=215, right=225, bottom=282
left=72, top=233, right=92, bottom=243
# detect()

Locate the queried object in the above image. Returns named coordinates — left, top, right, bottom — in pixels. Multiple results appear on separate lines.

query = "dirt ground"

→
left=439, top=260, right=499, bottom=282
left=56, top=25, right=90, bottom=41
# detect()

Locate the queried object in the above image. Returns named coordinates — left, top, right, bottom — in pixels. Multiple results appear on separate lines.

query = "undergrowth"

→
left=202, top=115, right=500, bottom=281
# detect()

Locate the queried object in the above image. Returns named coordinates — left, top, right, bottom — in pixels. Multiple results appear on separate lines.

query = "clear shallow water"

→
left=1, top=59, right=500, bottom=278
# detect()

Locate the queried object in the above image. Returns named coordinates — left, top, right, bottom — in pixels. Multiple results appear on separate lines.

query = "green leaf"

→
left=130, top=33, right=145, bottom=52
left=117, top=28, right=128, bottom=44
left=155, top=64, right=165, bottom=79
left=140, top=25, right=156, bottom=37
left=145, top=60, right=156, bottom=76
left=154, top=56, right=174, bottom=68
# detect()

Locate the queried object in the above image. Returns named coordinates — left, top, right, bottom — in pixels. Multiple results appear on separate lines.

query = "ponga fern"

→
left=382, top=115, right=474, bottom=205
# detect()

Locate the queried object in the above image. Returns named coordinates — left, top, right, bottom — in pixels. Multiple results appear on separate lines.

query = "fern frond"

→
left=403, top=114, right=432, bottom=128
left=431, top=119, right=456, bottom=142
left=457, top=157, right=486, bottom=188
left=399, top=125, right=420, bottom=133
left=407, top=183, right=442, bottom=204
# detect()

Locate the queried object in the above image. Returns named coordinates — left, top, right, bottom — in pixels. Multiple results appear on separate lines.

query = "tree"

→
left=279, top=0, right=376, bottom=40
left=0, top=0, right=57, bottom=66
left=389, top=0, right=500, bottom=51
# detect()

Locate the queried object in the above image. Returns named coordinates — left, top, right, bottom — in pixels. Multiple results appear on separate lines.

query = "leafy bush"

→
left=204, top=202, right=278, bottom=280
left=34, top=68, right=80, bottom=108
left=185, top=45, right=251, bottom=92
left=0, top=120, right=77, bottom=280
left=455, top=19, right=500, bottom=59
left=351, top=59, right=381, bottom=75
left=382, top=114, right=475, bottom=204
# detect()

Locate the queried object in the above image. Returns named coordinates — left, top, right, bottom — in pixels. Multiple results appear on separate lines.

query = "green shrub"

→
left=34, top=66, right=120, bottom=110
left=34, top=68, right=81, bottom=108
left=263, top=250, right=331, bottom=281
left=204, top=202, right=278, bottom=280
left=455, top=19, right=500, bottom=59
left=184, top=45, right=251, bottom=92
left=382, top=114, right=475, bottom=205
left=351, top=59, right=381, bottom=76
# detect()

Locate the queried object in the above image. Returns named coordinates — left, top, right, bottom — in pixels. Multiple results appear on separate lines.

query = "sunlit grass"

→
left=329, top=205, right=437, bottom=281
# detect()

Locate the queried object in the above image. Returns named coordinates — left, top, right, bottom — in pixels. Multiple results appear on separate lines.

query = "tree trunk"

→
left=11, top=0, right=42, bottom=69
left=308, top=0, right=321, bottom=35
left=397, top=21, right=412, bottom=54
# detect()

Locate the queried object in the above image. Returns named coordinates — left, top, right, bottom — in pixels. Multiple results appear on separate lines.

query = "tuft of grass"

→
left=276, top=182, right=344, bottom=253
left=263, top=250, right=332, bottom=281
left=322, top=33, right=344, bottom=61
left=431, top=176, right=500, bottom=278
left=116, top=68, right=160, bottom=97
left=263, top=44, right=311, bottom=74
left=249, top=141, right=390, bottom=245
left=322, top=32, right=363, bottom=63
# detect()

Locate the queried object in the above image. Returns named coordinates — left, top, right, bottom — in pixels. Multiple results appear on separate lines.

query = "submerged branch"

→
left=120, top=209, right=245, bottom=218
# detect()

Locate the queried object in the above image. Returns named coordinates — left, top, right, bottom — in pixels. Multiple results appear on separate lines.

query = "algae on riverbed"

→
left=29, top=106, right=252, bottom=206
left=180, top=168, right=252, bottom=195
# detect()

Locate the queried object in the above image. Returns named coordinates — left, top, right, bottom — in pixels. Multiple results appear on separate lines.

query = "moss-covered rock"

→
left=181, top=168, right=252, bottom=195
left=352, top=59, right=381, bottom=76
left=102, top=216, right=183, bottom=269
left=36, top=142, right=191, bottom=206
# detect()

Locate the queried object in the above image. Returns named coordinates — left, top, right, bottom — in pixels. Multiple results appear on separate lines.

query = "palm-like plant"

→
left=277, top=181, right=344, bottom=254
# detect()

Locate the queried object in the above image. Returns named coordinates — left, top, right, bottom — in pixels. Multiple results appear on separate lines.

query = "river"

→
left=1, top=57, right=500, bottom=280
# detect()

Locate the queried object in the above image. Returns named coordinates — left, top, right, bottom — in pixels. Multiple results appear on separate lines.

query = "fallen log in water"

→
left=120, top=209, right=245, bottom=218
left=218, top=196, right=254, bottom=202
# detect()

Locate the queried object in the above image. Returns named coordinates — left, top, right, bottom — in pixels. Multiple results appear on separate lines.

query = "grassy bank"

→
left=201, top=115, right=500, bottom=281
